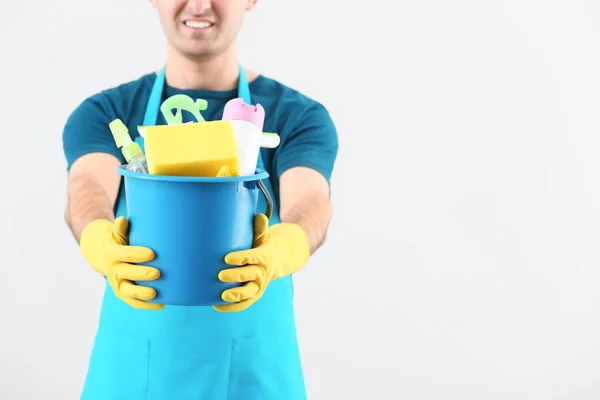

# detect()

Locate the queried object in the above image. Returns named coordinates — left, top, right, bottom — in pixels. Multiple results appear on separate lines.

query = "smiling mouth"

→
left=184, top=20, right=214, bottom=29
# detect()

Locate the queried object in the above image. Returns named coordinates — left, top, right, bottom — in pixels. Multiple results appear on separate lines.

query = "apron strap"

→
left=237, top=67, right=251, bottom=105
left=144, top=69, right=166, bottom=127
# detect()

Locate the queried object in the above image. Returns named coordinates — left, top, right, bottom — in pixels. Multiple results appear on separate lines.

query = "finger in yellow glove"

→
left=213, top=213, right=310, bottom=312
left=80, top=216, right=163, bottom=310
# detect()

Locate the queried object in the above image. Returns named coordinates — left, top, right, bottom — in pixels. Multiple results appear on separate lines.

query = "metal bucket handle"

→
left=257, top=180, right=273, bottom=220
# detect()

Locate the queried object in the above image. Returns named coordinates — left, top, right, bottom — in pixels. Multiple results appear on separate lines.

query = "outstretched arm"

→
left=213, top=100, right=338, bottom=312
left=65, top=154, right=122, bottom=243
left=62, top=96, right=127, bottom=243
left=279, top=166, right=333, bottom=255
left=214, top=166, right=334, bottom=312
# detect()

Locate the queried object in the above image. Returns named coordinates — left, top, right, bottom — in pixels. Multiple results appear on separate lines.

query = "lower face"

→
left=172, top=17, right=229, bottom=59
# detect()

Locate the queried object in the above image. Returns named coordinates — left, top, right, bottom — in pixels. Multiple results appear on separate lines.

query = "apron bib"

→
left=80, top=67, right=306, bottom=400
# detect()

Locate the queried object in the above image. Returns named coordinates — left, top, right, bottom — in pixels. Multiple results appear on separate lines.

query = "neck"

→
left=164, top=44, right=240, bottom=91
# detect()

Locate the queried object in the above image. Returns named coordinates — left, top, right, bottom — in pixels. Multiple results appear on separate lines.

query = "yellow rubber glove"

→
left=80, top=216, right=164, bottom=310
left=214, top=213, right=310, bottom=312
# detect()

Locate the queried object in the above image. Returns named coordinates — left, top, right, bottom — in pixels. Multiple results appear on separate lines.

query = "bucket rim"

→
left=117, top=166, right=270, bottom=182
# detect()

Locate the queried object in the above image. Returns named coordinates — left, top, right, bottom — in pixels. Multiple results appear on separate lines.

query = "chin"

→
left=175, top=46, right=213, bottom=60
left=177, top=41, right=224, bottom=59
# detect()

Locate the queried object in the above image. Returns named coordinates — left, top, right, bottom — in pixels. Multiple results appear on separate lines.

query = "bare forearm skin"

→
left=66, top=176, right=115, bottom=243
left=280, top=194, right=333, bottom=255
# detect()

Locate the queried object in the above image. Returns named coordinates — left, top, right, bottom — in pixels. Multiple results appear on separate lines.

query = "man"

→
left=62, top=0, right=338, bottom=399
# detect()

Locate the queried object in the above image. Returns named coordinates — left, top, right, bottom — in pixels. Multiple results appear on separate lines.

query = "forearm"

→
left=66, top=176, right=115, bottom=243
left=280, top=193, right=333, bottom=254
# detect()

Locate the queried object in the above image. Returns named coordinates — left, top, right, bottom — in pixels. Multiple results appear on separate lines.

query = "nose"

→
left=188, top=0, right=212, bottom=13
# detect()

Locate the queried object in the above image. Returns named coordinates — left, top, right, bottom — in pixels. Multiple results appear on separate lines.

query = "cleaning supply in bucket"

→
left=143, top=120, right=241, bottom=177
left=222, top=98, right=281, bottom=148
left=160, top=94, right=208, bottom=125
left=260, top=131, right=281, bottom=148
left=223, top=97, right=266, bottom=130
left=137, top=94, right=209, bottom=138
left=109, top=119, right=148, bottom=173
left=222, top=98, right=281, bottom=175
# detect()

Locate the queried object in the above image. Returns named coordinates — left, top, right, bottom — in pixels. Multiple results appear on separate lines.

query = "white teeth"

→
left=185, top=21, right=212, bottom=29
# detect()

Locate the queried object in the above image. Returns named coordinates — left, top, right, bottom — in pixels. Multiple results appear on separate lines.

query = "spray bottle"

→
left=222, top=98, right=280, bottom=175
left=109, top=119, right=148, bottom=174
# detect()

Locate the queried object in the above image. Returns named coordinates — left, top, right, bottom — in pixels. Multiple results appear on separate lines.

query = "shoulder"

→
left=249, top=75, right=335, bottom=132
left=251, top=75, right=339, bottom=182
left=62, top=73, right=157, bottom=170
left=68, top=72, right=156, bottom=124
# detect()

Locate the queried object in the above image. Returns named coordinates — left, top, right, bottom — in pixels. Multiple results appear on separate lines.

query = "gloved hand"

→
left=214, top=213, right=310, bottom=312
left=80, top=216, right=164, bottom=310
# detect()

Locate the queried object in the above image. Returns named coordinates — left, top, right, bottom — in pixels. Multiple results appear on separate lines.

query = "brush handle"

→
left=261, top=132, right=280, bottom=148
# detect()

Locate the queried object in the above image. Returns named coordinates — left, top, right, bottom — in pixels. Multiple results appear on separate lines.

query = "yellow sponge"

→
left=144, top=121, right=240, bottom=177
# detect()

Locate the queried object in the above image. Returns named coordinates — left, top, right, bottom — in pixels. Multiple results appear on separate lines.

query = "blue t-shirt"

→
left=62, top=72, right=339, bottom=204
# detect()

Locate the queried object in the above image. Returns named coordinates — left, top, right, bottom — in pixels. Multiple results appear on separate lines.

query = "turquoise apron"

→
left=80, top=67, right=306, bottom=400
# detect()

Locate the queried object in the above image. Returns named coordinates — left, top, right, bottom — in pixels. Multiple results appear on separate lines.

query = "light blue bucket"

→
left=117, top=166, right=273, bottom=306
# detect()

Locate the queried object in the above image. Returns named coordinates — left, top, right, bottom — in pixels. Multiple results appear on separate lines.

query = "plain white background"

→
left=2, top=0, right=600, bottom=399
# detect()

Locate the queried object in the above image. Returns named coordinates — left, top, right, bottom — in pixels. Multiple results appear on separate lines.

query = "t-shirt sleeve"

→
left=62, top=95, right=125, bottom=172
left=274, top=101, right=339, bottom=183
